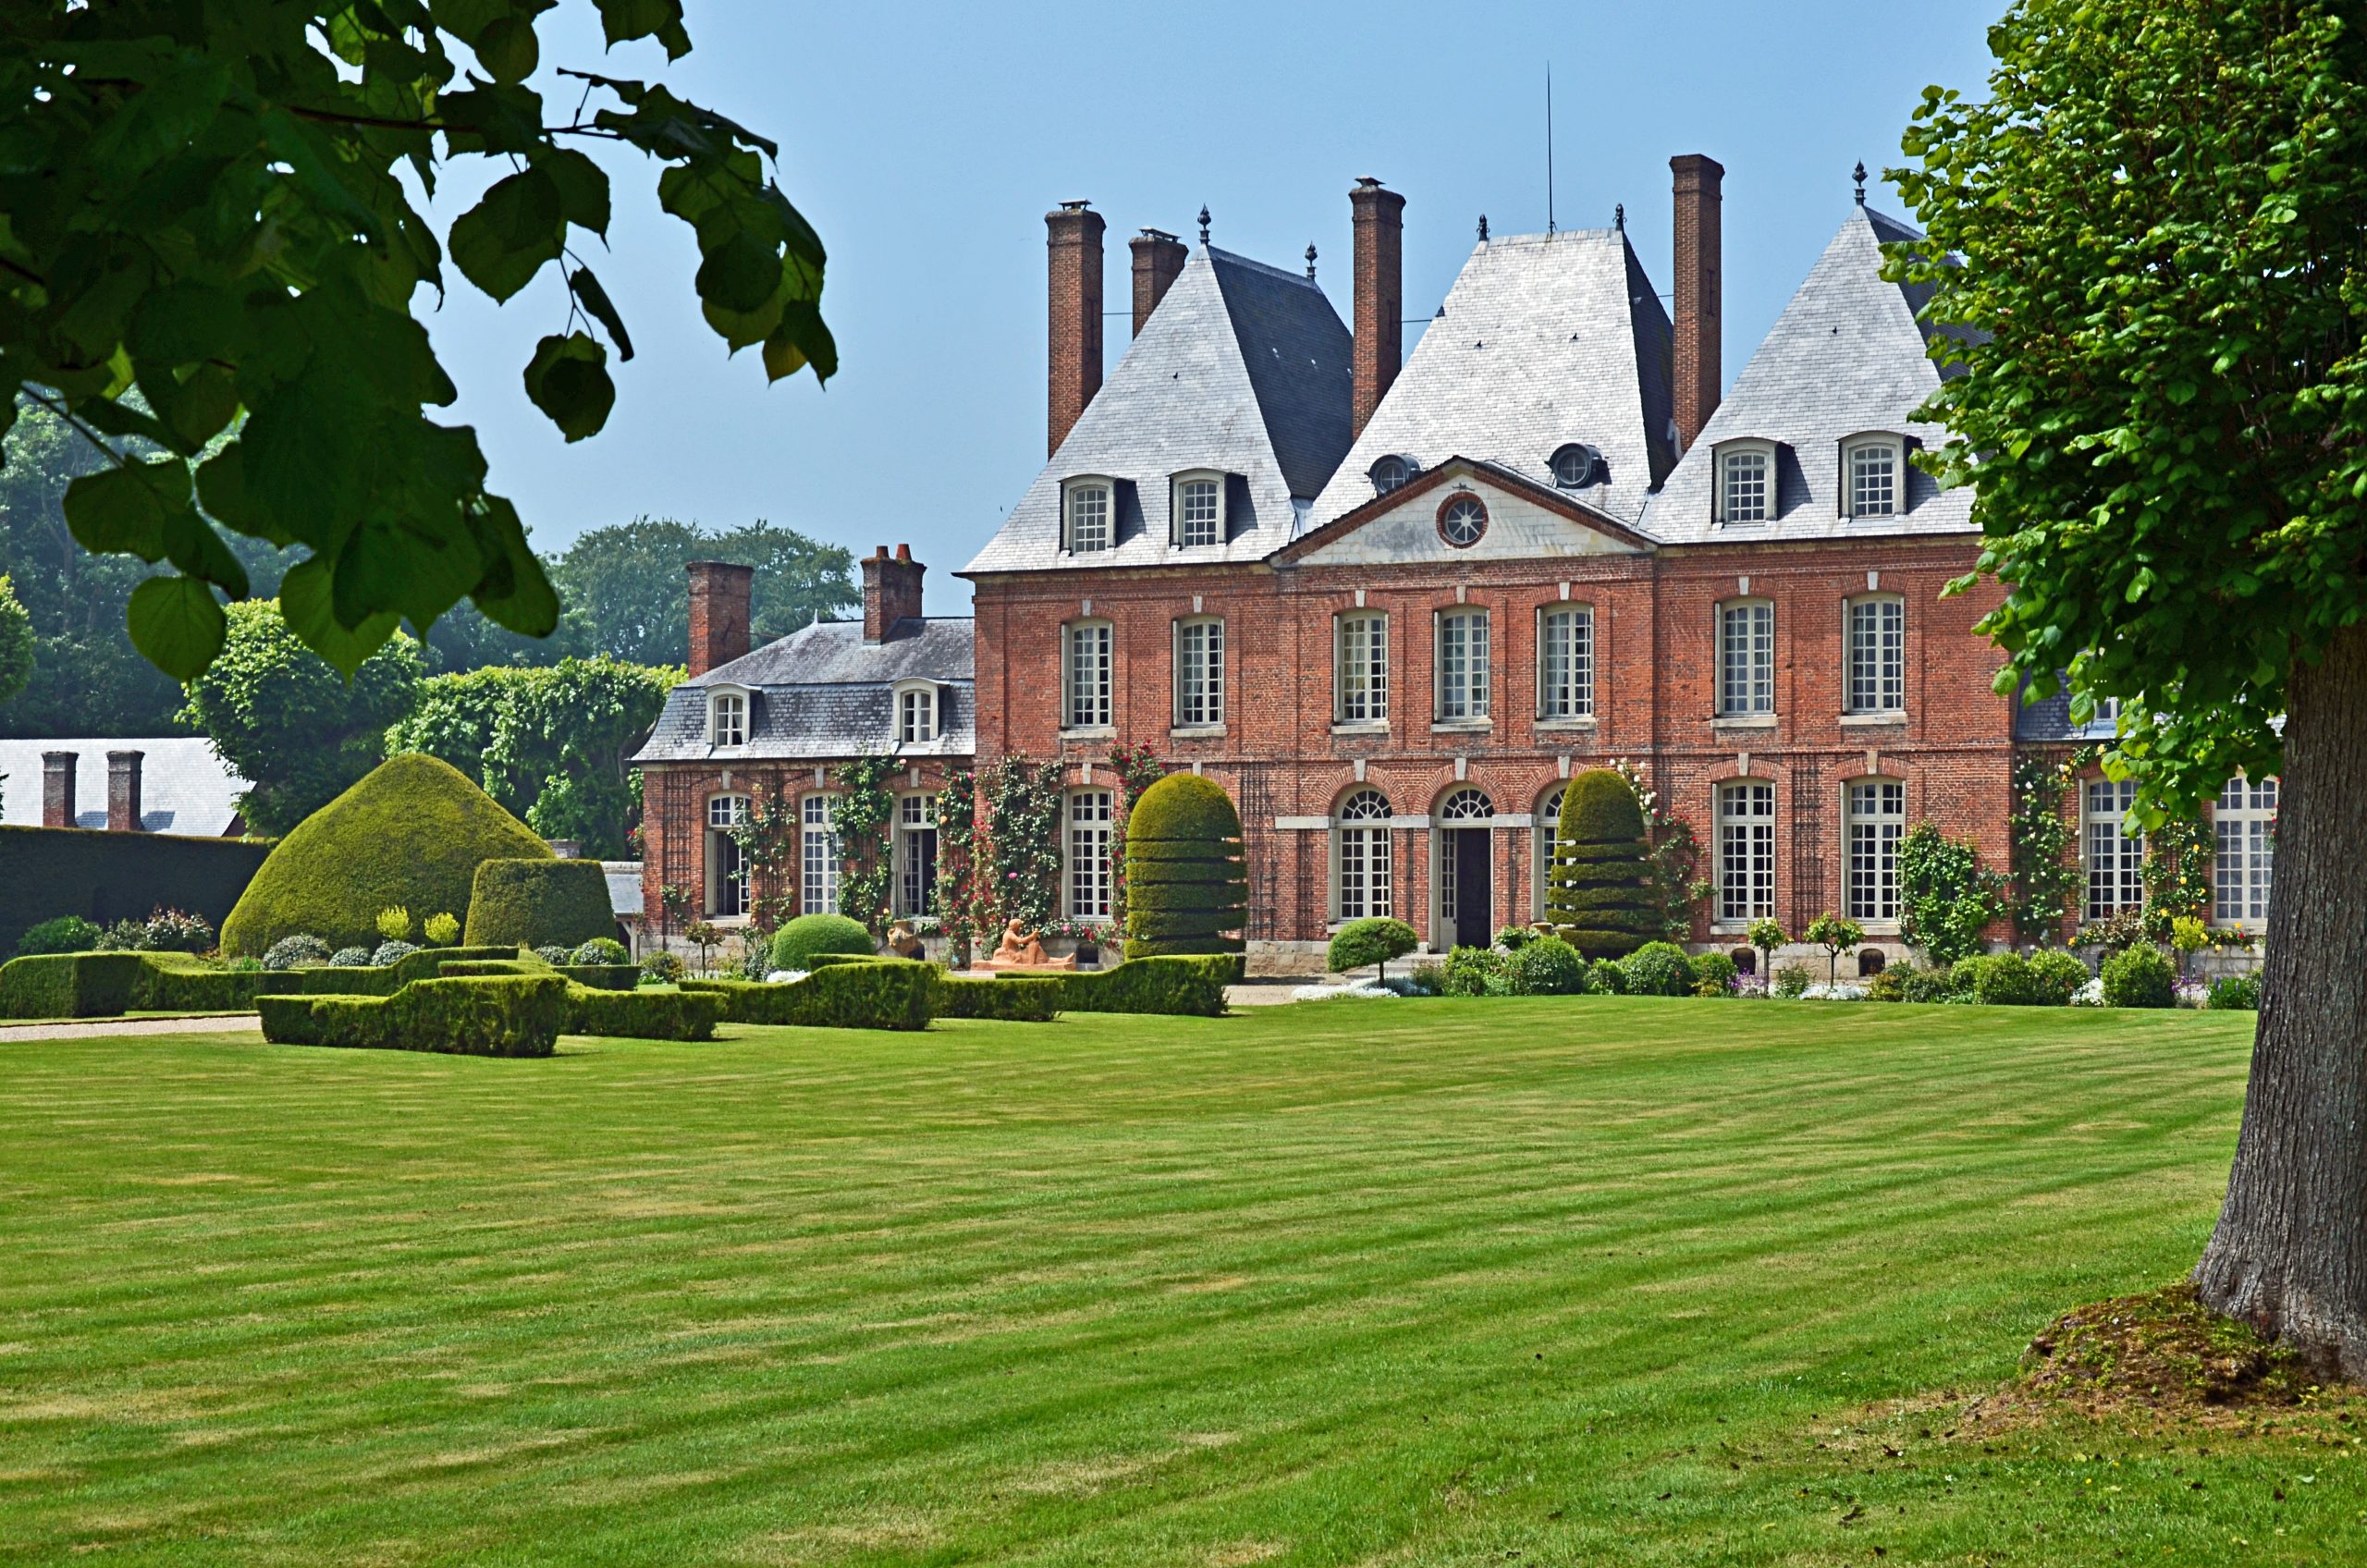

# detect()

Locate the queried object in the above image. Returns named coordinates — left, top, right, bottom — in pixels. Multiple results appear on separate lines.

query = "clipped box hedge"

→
left=936, top=975, right=1064, bottom=1022
left=0, top=950, right=311, bottom=1018
left=1122, top=774, right=1247, bottom=961
left=563, top=983, right=726, bottom=1041
left=257, top=975, right=567, bottom=1057
left=0, top=825, right=274, bottom=958
left=1004, top=955, right=1239, bottom=1017
left=461, top=858, right=618, bottom=949
left=683, top=959, right=937, bottom=1031
left=556, top=963, right=639, bottom=991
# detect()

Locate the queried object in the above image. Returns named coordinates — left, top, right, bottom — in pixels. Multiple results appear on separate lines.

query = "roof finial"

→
left=1477, top=213, right=1490, bottom=242
left=1305, top=241, right=1318, bottom=280
left=1197, top=205, right=1211, bottom=245
left=1853, top=161, right=1868, bottom=206
left=1614, top=202, right=1625, bottom=233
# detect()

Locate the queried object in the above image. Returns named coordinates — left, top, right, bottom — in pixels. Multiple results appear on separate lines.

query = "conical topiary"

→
left=1545, top=768, right=1659, bottom=960
left=221, top=753, right=555, bottom=956
left=1122, top=773, right=1247, bottom=960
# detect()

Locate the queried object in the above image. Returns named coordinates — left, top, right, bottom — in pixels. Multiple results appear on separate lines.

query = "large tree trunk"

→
left=2193, top=619, right=2367, bottom=1380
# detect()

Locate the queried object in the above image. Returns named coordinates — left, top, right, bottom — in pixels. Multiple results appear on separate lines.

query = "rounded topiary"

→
left=1619, top=940, right=1696, bottom=998
left=2101, top=942, right=2177, bottom=1009
left=570, top=937, right=629, bottom=966
left=1508, top=934, right=1588, bottom=996
left=329, top=945, right=373, bottom=968
left=771, top=913, right=876, bottom=970
left=1328, top=916, right=1417, bottom=979
left=372, top=939, right=420, bottom=968
left=460, top=858, right=616, bottom=949
left=263, top=934, right=331, bottom=971
left=1545, top=770, right=1660, bottom=960
left=222, top=753, right=553, bottom=956
left=1122, top=774, right=1247, bottom=960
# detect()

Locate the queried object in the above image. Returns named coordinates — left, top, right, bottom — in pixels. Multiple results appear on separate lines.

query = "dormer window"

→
left=1368, top=454, right=1418, bottom=496
left=1715, top=440, right=1778, bottom=524
left=1063, top=477, right=1113, bottom=553
left=1548, top=443, right=1600, bottom=488
left=1172, top=472, right=1223, bottom=547
left=1842, top=434, right=1907, bottom=518
left=709, top=689, right=748, bottom=747
left=894, top=681, right=937, bottom=744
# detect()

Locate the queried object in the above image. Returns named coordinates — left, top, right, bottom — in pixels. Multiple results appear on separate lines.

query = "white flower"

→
left=1294, top=981, right=1396, bottom=1001
left=766, top=969, right=809, bottom=986
left=1799, top=984, right=1869, bottom=1001
left=2070, top=977, right=2104, bottom=1007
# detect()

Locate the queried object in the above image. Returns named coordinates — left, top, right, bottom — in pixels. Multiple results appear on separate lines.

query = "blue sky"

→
left=422, top=1, right=2000, bottom=614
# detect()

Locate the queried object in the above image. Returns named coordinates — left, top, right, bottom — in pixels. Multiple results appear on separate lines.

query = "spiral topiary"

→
left=1121, top=773, right=1247, bottom=960
left=1544, top=769, right=1659, bottom=960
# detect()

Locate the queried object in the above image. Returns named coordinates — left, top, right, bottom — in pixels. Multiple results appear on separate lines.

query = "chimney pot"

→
left=41, top=750, right=76, bottom=829
left=1129, top=227, right=1188, bottom=337
left=106, top=750, right=144, bottom=833
left=685, top=560, right=755, bottom=678
left=1046, top=201, right=1107, bottom=457
left=1671, top=153, right=1725, bottom=453
left=1350, top=178, right=1407, bottom=439
left=862, top=548, right=926, bottom=644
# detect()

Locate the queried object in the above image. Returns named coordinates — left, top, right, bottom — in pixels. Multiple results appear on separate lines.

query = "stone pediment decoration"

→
left=1275, top=457, right=1654, bottom=569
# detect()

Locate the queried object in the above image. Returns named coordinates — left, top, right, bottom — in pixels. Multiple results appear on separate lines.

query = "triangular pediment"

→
left=1278, top=458, right=1651, bottom=568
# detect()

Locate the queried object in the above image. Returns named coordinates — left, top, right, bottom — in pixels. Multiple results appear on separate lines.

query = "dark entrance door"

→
left=1451, top=829, right=1493, bottom=949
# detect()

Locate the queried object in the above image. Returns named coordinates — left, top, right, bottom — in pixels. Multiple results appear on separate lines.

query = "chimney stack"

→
left=1046, top=200, right=1105, bottom=457
left=685, top=560, right=754, bottom=678
left=42, top=751, right=75, bottom=829
left=1129, top=227, right=1187, bottom=337
left=1350, top=178, right=1405, bottom=439
left=106, top=750, right=144, bottom=833
left=861, top=544, right=926, bottom=643
left=1671, top=153, right=1724, bottom=452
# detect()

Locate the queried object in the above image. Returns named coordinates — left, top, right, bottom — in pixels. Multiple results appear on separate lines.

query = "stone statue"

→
left=977, top=919, right=1075, bottom=972
left=885, top=920, right=925, bottom=959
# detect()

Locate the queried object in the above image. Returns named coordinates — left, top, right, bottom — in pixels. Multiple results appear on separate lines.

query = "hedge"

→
left=1012, top=955, right=1240, bottom=1017
left=257, top=975, right=567, bottom=1057
left=1122, top=774, right=1246, bottom=961
left=222, top=753, right=553, bottom=956
left=0, top=824, right=272, bottom=958
left=936, top=975, right=1064, bottom=1022
left=683, top=959, right=937, bottom=1031
left=1545, top=769, right=1658, bottom=960
left=556, top=963, right=639, bottom=991
left=562, top=983, right=726, bottom=1041
left=0, top=950, right=310, bottom=1018
left=460, top=858, right=617, bottom=949
left=771, top=913, right=877, bottom=970
left=287, top=946, right=521, bottom=997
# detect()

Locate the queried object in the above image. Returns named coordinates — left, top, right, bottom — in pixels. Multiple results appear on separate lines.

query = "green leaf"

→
left=470, top=498, right=561, bottom=637
left=161, top=509, right=251, bottom=599
left=127, top=575, right=227, bottom=681
left=595, top=0, right=691, bottom=58
left=567, top=266, right=634, bottom=361
left=473, top=15, right=539, bottom=83
left=694, top=231, right=781, bottom=313
left=448, top=166, right=565, bottom=302
left=279, top=558, right=400, bottom=675
left=139, top=362, right=241, bottom=454
left=521, top=333, right=615, bottom=442
left=63, top=461, right=193, bottom=559
left=765, top=301, right=837, bottom=385
left=536, top=147, right=610, bottom=238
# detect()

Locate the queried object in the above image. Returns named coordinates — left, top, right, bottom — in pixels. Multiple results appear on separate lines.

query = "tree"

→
left=0, top=574, right=31, bottom=712
left=550, top=518, right=856, bottom=667
left=1746, top=917, right=1788, bottom=993
left=1545, top=769, right=1659, bottom=959
left=1, top=3, right=834, bottom=681
left=1893, top=0, right=2367, bottom=1372
left=1327, top=918, right=1417, bottom=983
left=1804, top=913, right=1863, bottom=988
left=180, top=600, right=423, bottom=836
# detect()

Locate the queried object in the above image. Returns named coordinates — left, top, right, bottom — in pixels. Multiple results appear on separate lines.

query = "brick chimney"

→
left=861, top=544, right=926, bottom=643
left=1350, top=177, right=1405, bottom=439
left=41, top=751, right=75, bottom=828
left=1047, top=200, right=1105, bottom=457
left=1671, top=153, right=1725, bottom=453
left=1129, top=227, right=1186, bottom=337
left=685, top=559, right=754, bottom=678
left=106, top=750, right=143, bottom=833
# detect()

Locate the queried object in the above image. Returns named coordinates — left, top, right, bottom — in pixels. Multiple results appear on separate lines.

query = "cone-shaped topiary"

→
left=1122, top=773, right=1247, bottom=960
left=461, top=859, right=617, bottom=949
left=1545, top=768, right=1659, bottom=960
left=221, top=753, right=554, bottom=956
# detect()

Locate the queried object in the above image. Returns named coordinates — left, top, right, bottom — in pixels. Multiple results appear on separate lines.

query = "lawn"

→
left=0, top=998, right=2356, bottom=1565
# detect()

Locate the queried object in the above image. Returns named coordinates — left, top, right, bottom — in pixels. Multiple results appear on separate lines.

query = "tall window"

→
left=1846, top=596, right=1906, bottom=715
left=1065, top=482, right=1111, bottom=553
left=1176, top=476, right=1221, bottom=546
left=1717, top=781, right=1776, bottom=923
left=1532, top=785, right=1564, bottom=922
left=1539, top=606, right=1593, bottom=719
left=706, top=794, right=750, bottom=917
left=1721, top=448, right=1771, bottom=522
left=2085, top=778, right=2145, bottom=921
left=1336, top=612, right=1388, bottom=723
left=710, top=691, right=746, bottom=746
left=1846, top=780, right=1906, bottom=923
left=2214, top=776, right=2277, bottom=927
left=897, top=792, right=938, bottom=917
left=801, top=793, right=840, bottom=915
left=1846, top=440, right=1899, bottom=517
left=897, top=686, right=936, bottom=744
left=1718, top=601, right=1774, bottom=716
left=1437, top=609, right=1490, bottom=720
left=1174, top=617, right=1224, bottom=728
left=1063, top=620, right=1112, bottom=729
left=1333, top=789, right=1392, bottom=921
left=1066, top=789, right=1114, bottom=920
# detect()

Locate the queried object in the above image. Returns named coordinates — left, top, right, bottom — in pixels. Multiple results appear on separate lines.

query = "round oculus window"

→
left=1438, top=495, right=1488, bottom=547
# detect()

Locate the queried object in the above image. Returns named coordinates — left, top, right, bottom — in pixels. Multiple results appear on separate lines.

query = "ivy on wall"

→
left=2140, top=816, right=2214, bottom=939
left=1608, top=757, right=1710, bottom=938
left=828, top=751, right=901, bottom=933
left=933, top=766, right=981, bottom=954
left=977, top=756, right=1064, bottom=933
left=1896, top=821, right=2007, bottom=965
left=1105, top=742, right=1169, bottom=927
left=2009, top=746, right=2091, bottom=942
left=728, top=781, right=802, bottom=933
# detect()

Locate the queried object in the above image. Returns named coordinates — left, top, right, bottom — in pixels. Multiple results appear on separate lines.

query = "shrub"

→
left=1690, top=950, right=1738, bottom=998
left=685, top=959, right=938, bottom=1031
left=1772, top=962, right=1815, bottom=998
left=1864, top=967, right=1908, bottom=1002
left=535, top=944, right=573, bottom=964
left=1494, top=925, right=1536, bottom=951
left=770, top=913, right=877, bottom=971
left=556, top=963, right=640, bottom=992
left=264, top=934, right=332, bottom=971
left=1327, top=917, right=1419, bottom=979
left=1122, top=773, right=1247, bottom=960
left=642, top=950, right=687, bottom=984
left=563, top=984, right=726, bottom=1041
left=97, top=917, right=148, bottom=950
left=372, top=940, right=420, bottom=968
left=1440, top=946, right=1511, bottom=997
left=1804, top=913, right=1865, bottom=987
left=2207, top=971, right=2263, bottom=1011
left=937, top=975, right=1064, bottom=1022
left=222, top=753, right=553, bottom=955
left=2027, top=948, right=2090, bottom=1007
left=17, top=914, right=101, bottom=957
left=1406, top=962, right=1444, bottom=997
left=2101, top=943, right=2177, bottom=1009
left=259, top=975, right=567, bottom=1057
left=0, top=952, right=144, bottom=1018
left=376, top=906, right=412, bottom=942
left=1619, top=941, right=1696, bottom=998
left=129, top=952, right=305, bottom=1011
left=330, top=946, right=373, bottom=967
left=0, top=823, right=271, bottom=958
left=139, top=908, right=216, bottom=953
left=1544, top=769, right=1658, bottom=959
left=1967, top=951, right=2046, bottom=1007
left=1587, top=958, right=1628, bottom=995
left=1898, top=965, right=1961, bottom=1004
left=1509, top=935, right=1589, bottom=996
left=570, top=937, right=629, bottom=966
left=423, top=912, right=461, bottom=947
left=1054, top=955, right=1237, bottom=1016
left=460, top=858, right=616, bottom=949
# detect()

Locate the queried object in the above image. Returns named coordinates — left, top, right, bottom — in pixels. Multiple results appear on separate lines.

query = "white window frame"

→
left=1335, top=611, right=1389, bottom=725
left=1065, top=788, right=1115, bottom=922
left=1173, top=615, right=1224, bottom=729
left=708, top=688, right=748, bottom=748
left=1331, top=789, right=1393, bottom=923
left=893, top=680, right=938, bottom=745
left=1845, top=779, right=1907, bottom=925
left=2085, top=778, right=2144, bottom=922
left=1716, top=599, right=1775, bottom=717
left=705, top=793, right=751, bottom=918
left=895, top=791, right=938, bottom=918
left=2213, top=776, right=2277, bottom=930
left=1538, top=604, right=1594, bottom=721
left=1435, top=608, right=1490, bottom=721
left=1531, top=785, right=1564, bottom=924
left=1716, top=439, right=1777, bottom=524
left=1172, top=471, right=1224, bottom=548
left=1844, top=594, right=1907, bottom=716
left=801, top=793, right=841, bottom=916
left=1062, top=619, right=1114, bottom=732
left=1716, top=780, right=1776, bottom=925
left=1842, top=434, right=1907, bottom=519
left=1062, top=476, right=1115, bottom=554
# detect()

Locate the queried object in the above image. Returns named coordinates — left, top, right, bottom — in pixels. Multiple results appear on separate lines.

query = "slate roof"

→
left=0, top=737, right=250, bottom=836
left=1309, top=228, right=1678, bottom=531
left=1641, top=205, right=1976, bottom=545
left=631, top=617, right=975, bottom=765
left=961, top=245, right=1354, bottom=574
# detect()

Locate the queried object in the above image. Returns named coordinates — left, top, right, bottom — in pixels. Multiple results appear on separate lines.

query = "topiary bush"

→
left=1327, top=917, right=1418, bottom=979
left=771, top=913, right=877, bottom=970
left=1690, top=949, right=1739, bottom=998
left=460, top=858, right=616, bottom=950
left=423, top=912, right=461, bottom=947
left=685, top=959, right=938, bottom=1031
left=2101, top=942, right=2177, bottom=1009
left=2028, top=948, right=2090, bottom=1006
left=1508, top=934, right=1588, bottom=996
left=937, top=975, right=1065, bottom=1022
left=1544, top=769, right=1658, bottom=959
left=1122, top=773, right=1247, bottom=960
left=264, top=934, right=332, bottom=971
left=1619, top=940, right=1696, bottom=998
left=1049, top=954, right=1238, bottom=1016
left=570, top=937, right=629, bottom=966
left=258, top=975, right=567, bottom=1057
left=330, top=946, right=373, bottom=968
left=562, top=984, right=726, bottom=1041
left=1967, top=951, right=2045, bottom=1006
left=16, top=914, right=101, bottom=957
left=223, top=753, right=554, bottom=956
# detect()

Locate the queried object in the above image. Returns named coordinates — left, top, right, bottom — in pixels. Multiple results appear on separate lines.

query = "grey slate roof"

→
left=1640, top=205, right=1976, bottom=545
left=1309, top=228, right=1677, bottom=531
left=961, top=245, right=1353, bottom=575
left=631, top=617, right=975, bottom=765
left=0, top=737, right=249, bottom=836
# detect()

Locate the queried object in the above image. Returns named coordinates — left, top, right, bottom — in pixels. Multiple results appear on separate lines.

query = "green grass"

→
left=1, top=998, right=2358, bottom=1565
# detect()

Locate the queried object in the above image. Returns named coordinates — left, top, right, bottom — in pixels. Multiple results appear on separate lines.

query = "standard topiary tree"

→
left=1545, top=769, right=1659, bottom=960
left=1805, top=913, right=1865, bottom=988
left=221, top=753, right=554, bottom=956
left=1328, top=917, right=1417, bottom=983
left=770, top=913, right=876, bottom=971
left=1122, top=773, right=1248, bottom=960
left=460, top=859, right=617, bottom=949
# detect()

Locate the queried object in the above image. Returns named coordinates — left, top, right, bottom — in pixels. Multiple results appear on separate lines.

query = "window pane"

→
left=1540, top=606, right=1592, bottom=718
left=1723, top=451, right=1769, bottom=522
left=1337, top=615, right=1388, bottom=723
left=1067, top=790, right=1113, bottom=919
left=1846, top=781, right=1905, bottom=922
left=1068, top=485, right=1110, bottom=552
left=802, top=794, right=840, bottom=915
left=1720, top=603, right=1773, bottom=715
left=1176, top=619, right=1223, bottom=727
left=1439, top=611, right=1488, bottom=718
left=1850, top=444, right=1896, bottom=517
left=1717, top=781, right=1776, bottom=922
left=1179, top=479, right=1220, bottom=546
left=2084, top=778, right=2144, bottom=920
left=1065, top=623, right=1111, bottom=729
left=2214, top=777, right=2275, bottom=925
left=1846, top=598, right=1906, bottom=713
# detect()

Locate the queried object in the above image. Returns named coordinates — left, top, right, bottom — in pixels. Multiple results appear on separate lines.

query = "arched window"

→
left=1439, top=788, right=1492, bottom=821
left=895, top=681, right=938, bottom=744
left=1531, top=784, right=1564, bottom=923
left=801, top=793, right=841, bottom=915
left=1066, top=789, right=1115, bottom=920
left=1845, top=779, right=1907, bottom=924
left=709, top=690, right=748, bottom=747
left=2085, top=778, right=2143, bottom=921
left=1332, top=789, right=1393, bottom=922
left=1716, top=780, right=1776, bottom=924
left=1063, top=477, right=1114, bottom=553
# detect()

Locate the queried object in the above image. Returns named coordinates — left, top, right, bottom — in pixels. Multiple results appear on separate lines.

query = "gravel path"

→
left=0, top=1014, right=260, bottom=1042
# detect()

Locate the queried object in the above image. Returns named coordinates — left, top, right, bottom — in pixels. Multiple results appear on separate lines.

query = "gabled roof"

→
left=1309, top=228, right=1677, bottom=532
left=1641, top=205, right=1976, bottom=545
left=961, top=245, right=1353, bottom=575
left=0, top=737, right=249, bottom=837
left=631, top=618, right=976, bottom=765
left=1276, top=455, right=1656, bottom=565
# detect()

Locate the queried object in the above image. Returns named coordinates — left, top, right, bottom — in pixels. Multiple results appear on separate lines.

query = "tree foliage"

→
left=0, top=2, right=834, bottom=680
left=1895, top=821, right=2006, bottom=967
left=0, top=573, right=31, bottom=712
left=549, top=517, right=855, bottom=667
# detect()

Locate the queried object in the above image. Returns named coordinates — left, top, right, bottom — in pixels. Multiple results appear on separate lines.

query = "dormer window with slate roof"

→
left=1841, top=433, right=1907, bottom=518
left=893, top=680, right=938, bottom=744
left=1171, top=471, right=1224, bottom=547
left=1714, top=439, right=1779, bottom=525
left=708, top=688, right=750, bottom=747
left=1063, top=477, right=1115, bottom=554
left=1548, top=443, right=1601, bottom=488
left=1368, top=454, right=1418, bottom=496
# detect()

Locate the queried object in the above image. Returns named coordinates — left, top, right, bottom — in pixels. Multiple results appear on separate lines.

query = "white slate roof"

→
left=1640, top=205, right=1975, bottom=544
left=1310, top=228, right=1677, bottom=532
left=961, top=244, right=1353, bottom=575
left=0, top=737, right=249, bottom=836
left=631, top=617, right=975, bottom=765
